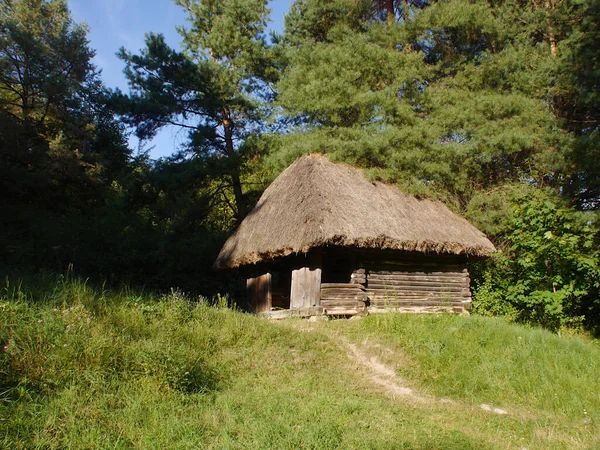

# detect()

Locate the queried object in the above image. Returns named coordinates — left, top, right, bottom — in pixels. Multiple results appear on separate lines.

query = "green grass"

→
left=2, top=275, right=600, bottom=449
left=351, top=314, right=600, bottom=418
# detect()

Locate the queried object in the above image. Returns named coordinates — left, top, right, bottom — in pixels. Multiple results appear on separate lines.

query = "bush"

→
left=472, top=189, right=600, bottom=332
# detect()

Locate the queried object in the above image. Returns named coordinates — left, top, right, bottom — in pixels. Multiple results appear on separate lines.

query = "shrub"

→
left=472, top=189, right=600, bottom=332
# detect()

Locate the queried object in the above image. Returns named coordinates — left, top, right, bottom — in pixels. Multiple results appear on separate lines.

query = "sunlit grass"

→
left=1, top=275, right=599, bottom=449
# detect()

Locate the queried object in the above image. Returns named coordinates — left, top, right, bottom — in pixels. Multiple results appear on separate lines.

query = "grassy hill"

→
left=2, top=276, right=600, bottom=449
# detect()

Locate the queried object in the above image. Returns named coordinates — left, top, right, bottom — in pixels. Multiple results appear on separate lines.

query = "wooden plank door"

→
left=290, top=266, right=321, bottom=309
left=247, top=272, right=272, bottom=313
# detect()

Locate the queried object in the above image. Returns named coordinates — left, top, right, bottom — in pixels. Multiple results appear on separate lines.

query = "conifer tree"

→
left=275, top=0, right=573, bottom=210
left=115, top=0, right=277, bottom=222
left=0, top=0, right=129, bottom=210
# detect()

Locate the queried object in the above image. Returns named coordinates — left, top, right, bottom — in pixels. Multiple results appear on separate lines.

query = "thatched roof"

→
left=215, top=155, right=495, bottom=269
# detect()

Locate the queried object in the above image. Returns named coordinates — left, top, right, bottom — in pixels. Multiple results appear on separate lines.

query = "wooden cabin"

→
left=214, top=155, right=495, bottom=317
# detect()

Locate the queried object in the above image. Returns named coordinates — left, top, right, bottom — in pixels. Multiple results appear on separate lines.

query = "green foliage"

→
left=0, top=0, right=130, bottom=209
left=274, top=0, right=573, bottom=210
left=472, top=190, right=600, bottom=332
left=114, top=0, right=278, bottom=221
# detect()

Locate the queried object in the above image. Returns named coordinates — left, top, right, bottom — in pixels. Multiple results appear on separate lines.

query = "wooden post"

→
left=290, top=253, right=322, bottom=310
left=247, top=272, right=272, bottom=313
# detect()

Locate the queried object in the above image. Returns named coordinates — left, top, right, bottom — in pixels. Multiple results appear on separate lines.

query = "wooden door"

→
left=247, top=273, right=272, bottom=313
left=290, top=266, right=321, bottom=309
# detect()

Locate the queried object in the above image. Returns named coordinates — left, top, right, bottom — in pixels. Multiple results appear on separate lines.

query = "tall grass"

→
left=2, top=275, right=599, bottom=449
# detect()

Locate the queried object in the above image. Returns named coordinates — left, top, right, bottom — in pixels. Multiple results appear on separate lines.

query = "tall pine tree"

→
left=115, top=0, right=278, bottom=223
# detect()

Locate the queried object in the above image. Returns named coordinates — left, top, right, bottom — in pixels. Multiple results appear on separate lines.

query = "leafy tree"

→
left=0, top=0, right=130, bottom=211
left=472, top=189, right=600, bottom=332
left=114, top=0, right=277, bottom=222
left=0, top=0, right=133, bottom=276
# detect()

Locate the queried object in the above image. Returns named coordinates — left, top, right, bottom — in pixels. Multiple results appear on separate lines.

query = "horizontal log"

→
left=367, top=286, right=469, bottom=294
left=352, top=269, right=366, bottom=275
left=368, top=293, right=467, bottom=299
left=368, top=306, right=466, bottom=314
left=366, top=282, right=467, bottom=291
left=322, top=291, right=366, bottom=297
left=321, top=294, right=367, bottom=301
left=368, top=273, right=468, bottom=281
left=369, top=296, right=466, bottom=303
left=364, top=262, right=467, bottom=271
left=367, top=283, right=468, bottom=293
left=321, top=283, right=366, bottom=290
left=322, top=298, right=366, bottom=304
left=369, top=300, right=465, bottom=307
left=367, top=278, right=468, bottom=286
left=322, top=301, right=365, bottom=308
left=368, top=292, right=471, bottom=301
left=321, top=287, right=367, bottom=294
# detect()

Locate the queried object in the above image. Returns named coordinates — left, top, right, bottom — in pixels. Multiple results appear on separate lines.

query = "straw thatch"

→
left=215, top=155, right=495, bottom=269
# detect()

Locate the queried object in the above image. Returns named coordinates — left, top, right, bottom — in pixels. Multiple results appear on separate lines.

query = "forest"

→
left=1, top=0, right=600, bottom=333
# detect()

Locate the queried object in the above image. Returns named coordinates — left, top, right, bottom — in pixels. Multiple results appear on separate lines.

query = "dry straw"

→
left=215, top=155, right=495, bottom=269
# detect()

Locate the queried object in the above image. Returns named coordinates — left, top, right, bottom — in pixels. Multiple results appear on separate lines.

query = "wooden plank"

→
left=367, top=287, right=470, bottom=295
left=368, top=296, right=469, bottom=302
left=321, top=293, right=366, bottom=298
left=364, top=262, right=467, bottom=271
left=369, top=300, right=466, bottom=307
left=247, top=273, right=272, bottom=313
left=322, top=298, right=367, bottom=303
left=367, top=268, right=467, bottom=275
left=368, top=273, right=468, bottom=282
left=322, top=287, right=367, bottom=296
left=322, top=301, right=364, bottom=308
left=368, top=293, right=467, bottom=300
left=290, top=266, right=322, bottom=309
left=367, top=283, right=468, bottom=289
left=367, top=279, right=468, bottom=287
left=368, top=293, right=468, bottom=300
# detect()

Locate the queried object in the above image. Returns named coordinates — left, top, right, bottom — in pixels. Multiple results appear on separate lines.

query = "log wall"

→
left=320, top=283, right=367, bottom=314
left=364, top=261, right=471, bottom=313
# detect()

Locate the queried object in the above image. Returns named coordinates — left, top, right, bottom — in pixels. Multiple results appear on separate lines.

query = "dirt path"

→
left=341, top=335, right=509, bottom=414
left=342, top=337, right=428, bottom=402
left=293, top=319, right=510, bottom=416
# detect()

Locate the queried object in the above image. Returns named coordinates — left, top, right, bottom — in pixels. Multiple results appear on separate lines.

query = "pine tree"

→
left=115, top=0, right=277, bottom=222
left=275, top=0, right=570, bottom=210
left=0, top=0, right=129, bottom=210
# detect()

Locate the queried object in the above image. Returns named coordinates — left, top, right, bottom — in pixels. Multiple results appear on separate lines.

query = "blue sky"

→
left=68, top=0, right=293, bottom=159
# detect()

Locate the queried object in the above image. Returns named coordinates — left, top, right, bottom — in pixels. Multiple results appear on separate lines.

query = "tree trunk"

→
left=403, top=0, right=412, bottom=53
left=221, top=107, right=245, bottom=222
left=544, top=0, right=557, bottom=56
left=386, top=0, right=394, bottom=23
